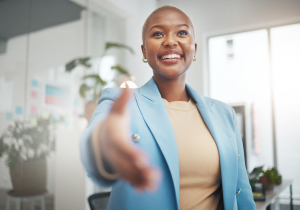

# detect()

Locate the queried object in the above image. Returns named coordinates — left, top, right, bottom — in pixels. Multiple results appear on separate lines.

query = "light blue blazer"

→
left=80, top=77, right=256, bottom=210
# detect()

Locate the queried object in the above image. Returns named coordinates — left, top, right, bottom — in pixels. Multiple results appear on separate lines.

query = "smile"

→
left=158, top=50, right=184, bottom=64
left=161, top=54, right=182, bottom=59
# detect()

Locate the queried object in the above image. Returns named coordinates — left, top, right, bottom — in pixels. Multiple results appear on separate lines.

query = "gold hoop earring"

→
left=193, top=55, right=197, bottom=61
left=142, top=57, right=148, bottom=63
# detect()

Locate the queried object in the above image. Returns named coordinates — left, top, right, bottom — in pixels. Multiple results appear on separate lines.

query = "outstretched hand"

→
left=96, top=87, right=161, bottom=191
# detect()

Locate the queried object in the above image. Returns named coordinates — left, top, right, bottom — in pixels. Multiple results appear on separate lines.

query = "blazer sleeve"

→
left=231, top=108, right=256, bottom=210
left=79, top=88, right=121, bottom=188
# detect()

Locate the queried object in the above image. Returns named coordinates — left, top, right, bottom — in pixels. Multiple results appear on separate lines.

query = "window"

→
left=208, top=23, right=300, bottom=204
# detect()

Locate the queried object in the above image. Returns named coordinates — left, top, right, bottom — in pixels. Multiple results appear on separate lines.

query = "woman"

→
left=80, top=5, right=255, bottom=210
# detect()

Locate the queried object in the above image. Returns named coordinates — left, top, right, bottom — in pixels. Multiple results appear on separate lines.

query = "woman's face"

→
left=142, top=9, right=197, bottom=80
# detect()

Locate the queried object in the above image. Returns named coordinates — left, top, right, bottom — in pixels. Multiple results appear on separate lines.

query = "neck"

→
left=153, top=73, right=189, bottom=102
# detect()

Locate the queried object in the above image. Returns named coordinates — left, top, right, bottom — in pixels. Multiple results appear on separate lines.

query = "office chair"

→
left=88, top=192, right=111, bottom=210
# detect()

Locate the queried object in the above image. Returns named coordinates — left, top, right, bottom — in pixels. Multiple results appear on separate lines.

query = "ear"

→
left=194, top=43, right=197, bottom=56
left=141, top=44, right=146, bottom=58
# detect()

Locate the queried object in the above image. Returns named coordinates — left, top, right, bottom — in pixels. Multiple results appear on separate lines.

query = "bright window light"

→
left=120, top=81, right=138, bottom=88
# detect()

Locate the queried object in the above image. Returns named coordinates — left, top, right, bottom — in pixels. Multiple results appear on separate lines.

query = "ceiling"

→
left=0, top=0, right=84, bottom=53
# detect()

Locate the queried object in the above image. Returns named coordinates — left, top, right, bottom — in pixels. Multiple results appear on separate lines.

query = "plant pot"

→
left=276, top=175, right=282, bottom=185
left=259, top=176, right=274, bottom=190
left=259, top=176, right=269, bottom=186
left=84, top=100, right=98, bottom=122
left=9, top=159, right=47, bottom=195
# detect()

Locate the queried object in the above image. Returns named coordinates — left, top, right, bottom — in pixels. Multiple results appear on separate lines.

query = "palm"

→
left=98, top=88, right=160, bottom=190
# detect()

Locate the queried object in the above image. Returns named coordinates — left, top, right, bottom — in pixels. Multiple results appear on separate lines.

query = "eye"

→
left=178, top=30, right=188, bottom=36
left=152, top=32, right=164, bottom=37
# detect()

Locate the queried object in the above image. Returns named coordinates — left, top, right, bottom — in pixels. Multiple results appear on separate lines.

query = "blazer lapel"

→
left=186, top=84, right=238, bottom=210
left=134, top=78, right=180, bottom=209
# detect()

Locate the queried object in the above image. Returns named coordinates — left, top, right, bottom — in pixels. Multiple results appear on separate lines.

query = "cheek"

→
left=145, top=40, right=160, bottom=59
left=182, top=42, right=195, bottom=61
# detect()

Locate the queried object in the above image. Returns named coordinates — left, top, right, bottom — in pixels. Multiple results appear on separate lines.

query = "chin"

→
left=156, top=67, right=186, bottom=80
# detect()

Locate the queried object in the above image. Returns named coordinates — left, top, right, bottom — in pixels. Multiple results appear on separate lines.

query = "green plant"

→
left=259, top=167, right=282, bottom=186
left=65, top=42, right=134, bottom=101
left=0, top=115, right=62, bottom=168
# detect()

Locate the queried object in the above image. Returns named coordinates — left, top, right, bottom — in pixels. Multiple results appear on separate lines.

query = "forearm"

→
left=91, top=121, right=119, bottom=180
left=80, top=116, right=117, bottom=187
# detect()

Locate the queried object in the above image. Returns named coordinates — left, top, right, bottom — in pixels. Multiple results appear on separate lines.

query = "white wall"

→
left=55, top=130, right=86, bottom=210
left=123, top=0, right=158, bottom=87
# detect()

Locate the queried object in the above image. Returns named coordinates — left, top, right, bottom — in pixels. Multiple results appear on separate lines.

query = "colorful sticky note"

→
left=31, top=91, right=37, bottom=98
left=73, top=99, right=79, bottom=107
left=31, top=106, right=37, bottom=114
left=15, top=106, right=23, bottom=115
left=31, top=79, right=38, bottom=87
left=6, top=112, right=13, bottom=121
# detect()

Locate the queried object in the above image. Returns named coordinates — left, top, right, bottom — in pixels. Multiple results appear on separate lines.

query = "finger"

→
left=133, top=167, right=161, bottom=192
left=110, top=87, right=132, bottom=115
left=114, top=147, right=161, bottom=190
left=108, top=143, right=161, bottom=191
left=109, top=149, right=147, bottom=186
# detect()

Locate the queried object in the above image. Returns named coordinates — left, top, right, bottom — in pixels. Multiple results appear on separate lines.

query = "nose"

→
left=163, top=34, right=177, bottom=47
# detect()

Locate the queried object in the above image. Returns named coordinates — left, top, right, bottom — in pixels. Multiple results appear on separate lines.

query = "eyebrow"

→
left=149, top=24, right=189, bottom=32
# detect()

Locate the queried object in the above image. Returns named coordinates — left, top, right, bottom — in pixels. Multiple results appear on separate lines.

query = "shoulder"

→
left=205, top=96, right=234, bottom=115
left=186, top=84, right=234, bottom=119
left=199, top=94, right=235, bottom=126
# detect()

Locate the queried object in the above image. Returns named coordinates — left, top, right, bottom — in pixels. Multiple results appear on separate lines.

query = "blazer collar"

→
left=138, top=77, right=161, bottom=102
left=139, top=78, right=212, bottom=109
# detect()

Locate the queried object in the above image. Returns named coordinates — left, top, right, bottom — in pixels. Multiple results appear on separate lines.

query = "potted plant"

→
left=258, top=167, right=282, bottom=190
left=65, top=42, right=134, bottom=122
left=0, top=115, right=62, bottom=195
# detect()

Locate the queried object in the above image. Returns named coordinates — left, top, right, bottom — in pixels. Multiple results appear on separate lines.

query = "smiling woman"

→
left=141, top=6, right=197, bottom=101
left=80, top=5, right=256, bottom=210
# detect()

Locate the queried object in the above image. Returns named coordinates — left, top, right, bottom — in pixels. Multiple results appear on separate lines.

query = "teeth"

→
left=161, top=54, right=181, bottom=59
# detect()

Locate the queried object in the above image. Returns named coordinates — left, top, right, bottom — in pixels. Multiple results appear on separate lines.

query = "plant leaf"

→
left=104, top=42, right=134, bottom=55
left=82, top=74, right=107, bottom=86
left=79, top=84, right=92, bottom=98
left=65, top=60, right=77, bottom=72
left=65, top=57, right=91, bottom=72
left=111, top=65, right=130, bottom=76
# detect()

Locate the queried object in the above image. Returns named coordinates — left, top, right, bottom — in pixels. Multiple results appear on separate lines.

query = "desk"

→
left=255, top=180, right=293, bottom=210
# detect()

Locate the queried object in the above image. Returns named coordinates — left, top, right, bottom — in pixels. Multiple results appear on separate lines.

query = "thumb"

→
left=110, top=87, right=133, bottom=115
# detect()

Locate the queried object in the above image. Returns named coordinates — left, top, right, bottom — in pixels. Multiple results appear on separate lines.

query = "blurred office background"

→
left=0, top=0, right=299, bottom=209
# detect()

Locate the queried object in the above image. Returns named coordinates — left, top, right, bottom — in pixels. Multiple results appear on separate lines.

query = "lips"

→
left=158, top=50, right=184, bottom=59
left=158, top=50, right=184, bottom=65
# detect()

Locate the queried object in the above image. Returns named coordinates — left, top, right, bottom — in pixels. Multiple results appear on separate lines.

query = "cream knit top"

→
left=163, top=98, right=222, bottom=210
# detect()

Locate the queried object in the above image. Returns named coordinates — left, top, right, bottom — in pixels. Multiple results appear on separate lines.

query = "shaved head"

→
left=142, top=5, right=195, bottom=44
